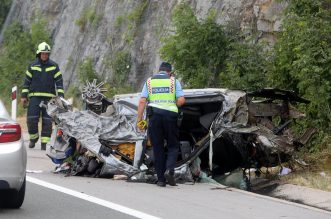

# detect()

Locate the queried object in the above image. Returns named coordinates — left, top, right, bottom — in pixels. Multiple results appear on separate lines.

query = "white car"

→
left=0, top=100, right=27, bottom=208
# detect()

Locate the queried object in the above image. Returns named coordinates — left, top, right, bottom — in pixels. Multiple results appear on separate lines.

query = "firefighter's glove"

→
left=137, top=119, right=147, bottom=131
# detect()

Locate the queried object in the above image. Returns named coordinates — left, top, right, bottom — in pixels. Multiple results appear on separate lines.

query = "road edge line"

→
left=27, top=176, right=161, bottom=219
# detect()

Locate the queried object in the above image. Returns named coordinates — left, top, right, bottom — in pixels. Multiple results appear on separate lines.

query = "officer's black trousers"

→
left=27, top=96, right=52, bottom=143
left=148, top=113, right=179, bottom=182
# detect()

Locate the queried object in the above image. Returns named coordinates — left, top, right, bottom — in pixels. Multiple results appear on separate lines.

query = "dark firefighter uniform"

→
left=21, top=42, right=64, bottom=149
left=138, top=62, right=185, bottom=186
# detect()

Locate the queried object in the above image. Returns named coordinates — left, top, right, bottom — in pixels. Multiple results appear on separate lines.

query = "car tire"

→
left=6, top=176, right=26, bottom=208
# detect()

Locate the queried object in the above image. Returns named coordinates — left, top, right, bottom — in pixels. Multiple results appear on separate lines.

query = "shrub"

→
left=0, top=19, right=50, bottom=114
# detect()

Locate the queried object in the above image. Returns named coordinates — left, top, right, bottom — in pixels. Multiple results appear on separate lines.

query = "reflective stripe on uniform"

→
left=41, top=136, right=51, bottom=143
left=28, top=92, right=56, bottom=97
left=54, top=71, right=62, bottom=78
left=42, top=117, right=52, bottom=120
left=149, top=99, right=176, bottom=104
left=57, top=89, right=64, bottom=93
left=26, top=70, right=32, bottom=78
left=22, top=89, right=29, bottom=93
left=29, top=133, right=39, bottom=140
left=46, top=66, right=56, bottom=72
left=31, top=66, right=42, bottom=72
left=147, top=78, right=152, bottom=94
left=147, top=77, right=177, bottom=113
left=147, top=77, right=175, bottom=94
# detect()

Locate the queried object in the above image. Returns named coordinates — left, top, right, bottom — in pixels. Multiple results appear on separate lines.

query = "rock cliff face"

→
left=3, top=0, right=287, bottom=90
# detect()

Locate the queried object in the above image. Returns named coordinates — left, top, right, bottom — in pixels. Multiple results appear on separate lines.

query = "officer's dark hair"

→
left=159, top=62, right=172, bottom=72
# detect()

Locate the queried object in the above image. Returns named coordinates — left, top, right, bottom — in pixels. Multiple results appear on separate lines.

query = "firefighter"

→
left=137, top=62, right=185, bottom=187
left=20, top=42, right=64, bottom=150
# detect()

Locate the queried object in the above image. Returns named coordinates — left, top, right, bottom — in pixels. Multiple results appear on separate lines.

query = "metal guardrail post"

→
left=11, top=86, right=17, bottom=120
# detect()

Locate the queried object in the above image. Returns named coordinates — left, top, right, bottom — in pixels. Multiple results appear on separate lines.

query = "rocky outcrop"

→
left=2, top=0, right=287, bottom=90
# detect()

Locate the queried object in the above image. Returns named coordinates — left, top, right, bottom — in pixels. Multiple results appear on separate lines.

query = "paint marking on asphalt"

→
left=27, top=176, right=161, bottom=219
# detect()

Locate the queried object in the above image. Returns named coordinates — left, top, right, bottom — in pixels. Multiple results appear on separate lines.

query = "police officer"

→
left=21, top=42, right=64, bottom=150
left=137, top=62, right=185, bottom=187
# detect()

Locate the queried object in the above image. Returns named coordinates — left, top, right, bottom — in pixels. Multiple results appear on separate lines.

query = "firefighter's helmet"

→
left=36, top=42, right=51, bottom=55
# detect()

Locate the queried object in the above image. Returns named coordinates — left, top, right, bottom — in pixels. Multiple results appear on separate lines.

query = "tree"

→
left=160, top=3, right=228, bottom=88
left=0, top=19, right=50, bottom=108
left=270, top=0, right=331, bottom=133
left=160, top=3, right=270, bottom=92
left=220, top=39, right=270, bottom=91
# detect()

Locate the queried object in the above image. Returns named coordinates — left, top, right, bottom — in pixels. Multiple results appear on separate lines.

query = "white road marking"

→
left=26, top=170, right=43, bottom=173
left=27, top=176, right=161, bottom=219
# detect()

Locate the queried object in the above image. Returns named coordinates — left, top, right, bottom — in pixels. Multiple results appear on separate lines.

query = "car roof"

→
left=0, top=100, right=11, bottom=119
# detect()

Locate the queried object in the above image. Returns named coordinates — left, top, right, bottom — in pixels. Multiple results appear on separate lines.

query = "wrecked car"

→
left=45, top=85, right=315, bottom=189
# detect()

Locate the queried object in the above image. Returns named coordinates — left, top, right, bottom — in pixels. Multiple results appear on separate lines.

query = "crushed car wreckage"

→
left=45, top=83, right=315, bottom=189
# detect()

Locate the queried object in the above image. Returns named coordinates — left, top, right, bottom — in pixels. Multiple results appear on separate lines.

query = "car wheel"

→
left=6, top=176, right=26, bottom=208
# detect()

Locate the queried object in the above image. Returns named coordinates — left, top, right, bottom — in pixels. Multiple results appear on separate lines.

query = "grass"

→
left=257, top=148, right=331, bottom=192
left=75, top=4, right=103, bottom=32
left=281, top=149, right=331, bottom=191
left=282, top=171, right=331, bottom=191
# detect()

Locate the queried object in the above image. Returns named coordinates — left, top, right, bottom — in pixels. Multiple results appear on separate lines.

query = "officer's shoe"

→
left=156, top=181, right=166, bottom=187
left=28, top=141, right=36, bottom=148
left=41, top=143, right=47, bottom=151
left=164, top=170, right=176, bottom=186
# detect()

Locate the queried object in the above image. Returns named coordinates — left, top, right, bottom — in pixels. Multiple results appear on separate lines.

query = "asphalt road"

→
left=1, top=143, right=331, bottom=219
left=0, top=182, right=134, bottom=219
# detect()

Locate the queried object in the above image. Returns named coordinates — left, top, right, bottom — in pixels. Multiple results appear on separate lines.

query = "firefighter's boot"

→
left=29, top=141, right=36, bottom=148
left=41, top=143, right=47, bottom=150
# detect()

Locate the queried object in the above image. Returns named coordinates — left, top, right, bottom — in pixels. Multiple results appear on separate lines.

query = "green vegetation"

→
left=77, top=57, right=100, bottom=84
left=104, top=51, right=134, bottom=96
left=161, top=4, right=228, bottom=88
left=221, top=36, right=270, bottom=91
left=115, top=0, right=148, bottom=44
left=75, top=1, right=103, bottom=32
left=160, top=1, right=330, bottom=154
left=270, top=0, right=331, bottom=136
left=76, top=53, right=133, bottom=101
left=65, top=86, right=82, bottom=109
left=161, top=3, right=271, bottom=90
left=107, top=1, right=149, bottom=95
left=70, top=57, right=100, bottom=109
left=0, top=0, right=329, bottom=161
left=107, top=51, right=133, bottom=96
left=108, top=0, right=149, bottom=94
left=0, top=18, right=50, bottom=114
left=0, top=0, right=12, bottom=30
left=109, top=51, right=131, bottom=84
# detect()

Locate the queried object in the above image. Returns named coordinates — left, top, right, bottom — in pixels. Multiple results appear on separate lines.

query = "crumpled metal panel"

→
left=174, top=164, right=194, bottom=183
left=208, top=88, right=306, bottom=169
left=128, top=163, right=194, bottom=183
left=100, top=153, right=139, bottom=176
left=47, top=88, right=311, bottom=182
left=47, top=128, right=70, bottom=160
left=207, top=90, right=249, bottom=167
left=212, top=90, right=249, bottom=136
left=57, top=110, right=144, bottom=145
left=55, top=110, right=144, bottom=175
left=112, top=93, right=140, bottom=115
